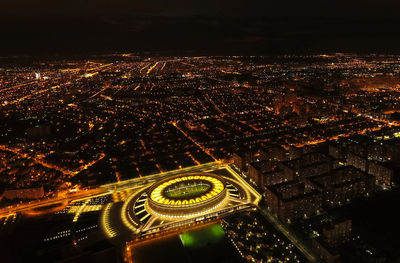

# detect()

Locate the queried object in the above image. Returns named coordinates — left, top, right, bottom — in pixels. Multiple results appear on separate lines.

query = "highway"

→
left=0, top=188, right=104, bottom=218
left=0, top=162, right=223, bottom=219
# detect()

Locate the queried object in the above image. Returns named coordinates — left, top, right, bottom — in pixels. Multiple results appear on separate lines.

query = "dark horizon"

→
left=2, top=0, right=400, bottom=56
left=3, top=0, right=400, bottom=17
left=2, top=15, right=400, bottom=57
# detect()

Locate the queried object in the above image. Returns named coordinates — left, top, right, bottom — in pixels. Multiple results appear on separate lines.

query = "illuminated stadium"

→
left=99, top=163, right=262, bottom=242
left=146, top=173, right=228, bottom=219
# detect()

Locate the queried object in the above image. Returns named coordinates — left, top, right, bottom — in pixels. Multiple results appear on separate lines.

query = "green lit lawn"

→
left=164, top=183, right=210, bottom=199
left=179, top=224, right=226, bottom=248
left=132, top=224, right=239, bottom=263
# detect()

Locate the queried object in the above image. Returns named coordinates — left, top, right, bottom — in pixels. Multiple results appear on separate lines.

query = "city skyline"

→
left=1, top=53, right=400, bottom=262
left=1, top=1, right=400, bottom=261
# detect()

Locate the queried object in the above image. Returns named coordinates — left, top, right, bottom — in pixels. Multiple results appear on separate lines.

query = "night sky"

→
left=3, top=0, right=400, bottom=17
left=2, top=0, right=400, bottom=55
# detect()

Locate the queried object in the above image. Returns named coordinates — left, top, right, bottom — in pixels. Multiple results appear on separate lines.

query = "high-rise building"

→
left=312, top=219, right=352, bottom=263
left=308, top=166, right=375, bottom=207
left=265, top=180, right=321, bottom=222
